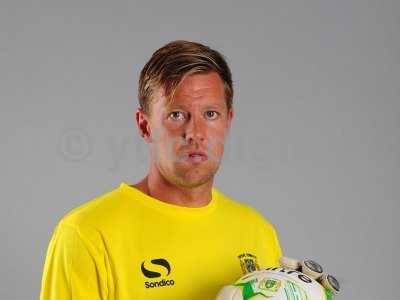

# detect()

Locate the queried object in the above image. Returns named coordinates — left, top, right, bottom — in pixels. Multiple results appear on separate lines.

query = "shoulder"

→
left=214, top=188, right=283, bottom=264
left=47, top=185, right=125, bottom=253
left=57, top=185, right=123, bottom=231
left=213, top=187, right=276, bottom=230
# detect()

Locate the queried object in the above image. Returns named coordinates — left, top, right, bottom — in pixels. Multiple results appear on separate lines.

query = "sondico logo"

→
left=141, top=258, right=175, bottom=289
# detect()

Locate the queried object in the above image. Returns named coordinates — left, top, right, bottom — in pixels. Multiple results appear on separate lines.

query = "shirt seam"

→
left=58, top=222, right=108, bottom=299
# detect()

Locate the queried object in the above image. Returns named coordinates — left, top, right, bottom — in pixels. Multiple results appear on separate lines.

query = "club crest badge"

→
left=238, top=253, right=260, bottom=274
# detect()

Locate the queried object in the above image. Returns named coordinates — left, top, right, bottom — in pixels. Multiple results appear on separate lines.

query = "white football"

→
left=215, top=267, right=334, bottom=300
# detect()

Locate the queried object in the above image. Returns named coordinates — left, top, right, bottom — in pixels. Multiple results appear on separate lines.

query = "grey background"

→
left=1, top=0, right=399, bottom=299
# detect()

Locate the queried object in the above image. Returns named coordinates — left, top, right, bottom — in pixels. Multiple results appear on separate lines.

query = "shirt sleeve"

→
left=39, top=223, right=108, bottom=300
left=254, top=214, right=283, bottom=268
left=268, top=223, right=283, bottom=267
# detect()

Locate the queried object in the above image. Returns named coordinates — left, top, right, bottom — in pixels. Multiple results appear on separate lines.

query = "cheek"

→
left=153, top=132, right=182, bottom=161
left=206, top=131, right=226, bottom=159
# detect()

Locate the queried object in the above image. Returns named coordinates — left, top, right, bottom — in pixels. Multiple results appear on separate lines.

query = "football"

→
left=215, top=267, right=335, bottom=300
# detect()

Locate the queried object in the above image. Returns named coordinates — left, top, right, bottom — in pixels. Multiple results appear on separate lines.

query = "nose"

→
left=183, top=114, right=205, bottom=145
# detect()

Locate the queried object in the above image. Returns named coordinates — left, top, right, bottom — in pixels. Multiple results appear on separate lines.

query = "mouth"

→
left=179, top=151, right=208, bottom=163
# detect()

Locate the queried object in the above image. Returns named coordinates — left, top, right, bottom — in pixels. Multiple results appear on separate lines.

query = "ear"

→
left=135, top=107, right=152, bottom=142
left=226, top=106, right=234, bottom=130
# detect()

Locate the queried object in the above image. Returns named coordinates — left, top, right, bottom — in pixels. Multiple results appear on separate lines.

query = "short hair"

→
left=138, top=40, right=233, bottom=114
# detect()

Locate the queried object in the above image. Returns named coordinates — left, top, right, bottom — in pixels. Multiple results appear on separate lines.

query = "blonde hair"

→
left=138, top=40, right=233, bottom=114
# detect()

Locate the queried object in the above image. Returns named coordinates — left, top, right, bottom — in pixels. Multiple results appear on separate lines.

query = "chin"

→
left=177, top=178, right=212, bottom=189
left=172, top=167, right=218, bottom=189
left=158, top=159, right=221, bottom=188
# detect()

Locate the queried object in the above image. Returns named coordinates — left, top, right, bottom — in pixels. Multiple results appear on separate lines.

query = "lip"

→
left=180, top=151, right=208, bottom=162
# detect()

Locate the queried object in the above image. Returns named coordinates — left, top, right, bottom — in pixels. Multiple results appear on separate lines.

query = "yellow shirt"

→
left=39, top=182, right=282, bottom=300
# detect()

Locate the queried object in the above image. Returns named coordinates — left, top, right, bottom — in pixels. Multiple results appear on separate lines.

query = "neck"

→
left=133, top=165, right=214, bottom=208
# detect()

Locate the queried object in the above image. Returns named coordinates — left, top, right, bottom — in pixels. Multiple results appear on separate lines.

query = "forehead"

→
left=175, top=71, right=224, bottom=98
left=157, top=72, right=226, bottom=110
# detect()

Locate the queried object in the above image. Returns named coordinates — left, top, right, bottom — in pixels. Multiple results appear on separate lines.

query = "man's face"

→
left=140, top=71, right=233, bottom=188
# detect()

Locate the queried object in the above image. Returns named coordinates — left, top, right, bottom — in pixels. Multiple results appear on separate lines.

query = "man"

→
left=39, top=40, right=282, bottom=300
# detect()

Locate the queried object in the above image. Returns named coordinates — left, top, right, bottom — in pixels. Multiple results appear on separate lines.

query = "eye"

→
left=168, top=111, right=185, bottom=121
left=204, top=110, right=219, bottom=120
